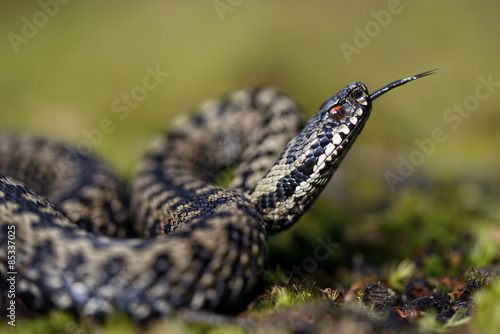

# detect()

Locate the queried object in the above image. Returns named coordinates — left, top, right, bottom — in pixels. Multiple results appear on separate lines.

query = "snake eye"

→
left=328, top=105, right=345, bottom=120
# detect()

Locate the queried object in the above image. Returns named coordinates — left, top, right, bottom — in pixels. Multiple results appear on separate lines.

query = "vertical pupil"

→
left=329, top=106, right=345, bottom=120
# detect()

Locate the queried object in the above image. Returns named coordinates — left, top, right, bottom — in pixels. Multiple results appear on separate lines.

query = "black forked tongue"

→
left=369, top=68, right=440, bottom=101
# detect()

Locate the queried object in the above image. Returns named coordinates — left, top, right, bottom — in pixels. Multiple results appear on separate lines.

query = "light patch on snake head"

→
left=338, top=124, right=350, bottom=135
left=332, top=134, right=342, bottom=145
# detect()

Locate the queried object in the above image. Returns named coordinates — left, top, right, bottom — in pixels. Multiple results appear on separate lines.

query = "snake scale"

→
left=0, top=70, right=436, bottom=321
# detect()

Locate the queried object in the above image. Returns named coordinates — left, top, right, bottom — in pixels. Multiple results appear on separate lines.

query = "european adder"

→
left=0, top=70, right=436, bottom=320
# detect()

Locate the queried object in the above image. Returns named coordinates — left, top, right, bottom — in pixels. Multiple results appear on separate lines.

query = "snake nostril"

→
left=351, top=89, right=365, bottom=102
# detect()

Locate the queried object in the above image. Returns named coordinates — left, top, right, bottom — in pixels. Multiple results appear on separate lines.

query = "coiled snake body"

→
left=0, top=71, right=436, bottom=320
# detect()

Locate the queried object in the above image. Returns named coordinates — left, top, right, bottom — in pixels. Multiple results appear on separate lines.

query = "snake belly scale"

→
left=0, top=70, right=436, bottom=320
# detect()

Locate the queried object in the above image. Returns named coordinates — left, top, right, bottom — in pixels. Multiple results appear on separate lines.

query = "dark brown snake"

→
left=0, top=70, right=436, bottom=321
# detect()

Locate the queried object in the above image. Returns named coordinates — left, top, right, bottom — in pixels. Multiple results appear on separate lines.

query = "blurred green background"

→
left=1, top=1, right=499, bottom=280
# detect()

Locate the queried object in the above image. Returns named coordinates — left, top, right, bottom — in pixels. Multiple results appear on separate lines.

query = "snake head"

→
left=299, top=82, right=373, bottom=178
left=318, top=81, right=373, bottom=147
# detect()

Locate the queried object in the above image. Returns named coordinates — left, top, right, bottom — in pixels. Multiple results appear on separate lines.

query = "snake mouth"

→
left=312, top=106, right=366, bottom=174
left=304, top=83, right=372, bottom=176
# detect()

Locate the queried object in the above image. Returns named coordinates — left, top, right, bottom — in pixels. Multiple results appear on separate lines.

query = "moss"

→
left=418, top=309, right=471, bottom=333
left=468, top=224, right=500, bottom=267
left=471, top=280, right=500, bottom=334
left=383, top=259, right=417, bottom=291
left=246, top=267, right=317, bottom=312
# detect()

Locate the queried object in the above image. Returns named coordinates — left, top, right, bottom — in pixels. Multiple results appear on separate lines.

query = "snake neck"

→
left=130, top=87, right=303, bottom=237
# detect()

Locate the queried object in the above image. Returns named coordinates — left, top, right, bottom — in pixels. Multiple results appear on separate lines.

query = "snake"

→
left=0, top=69, right=436, bottom=321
